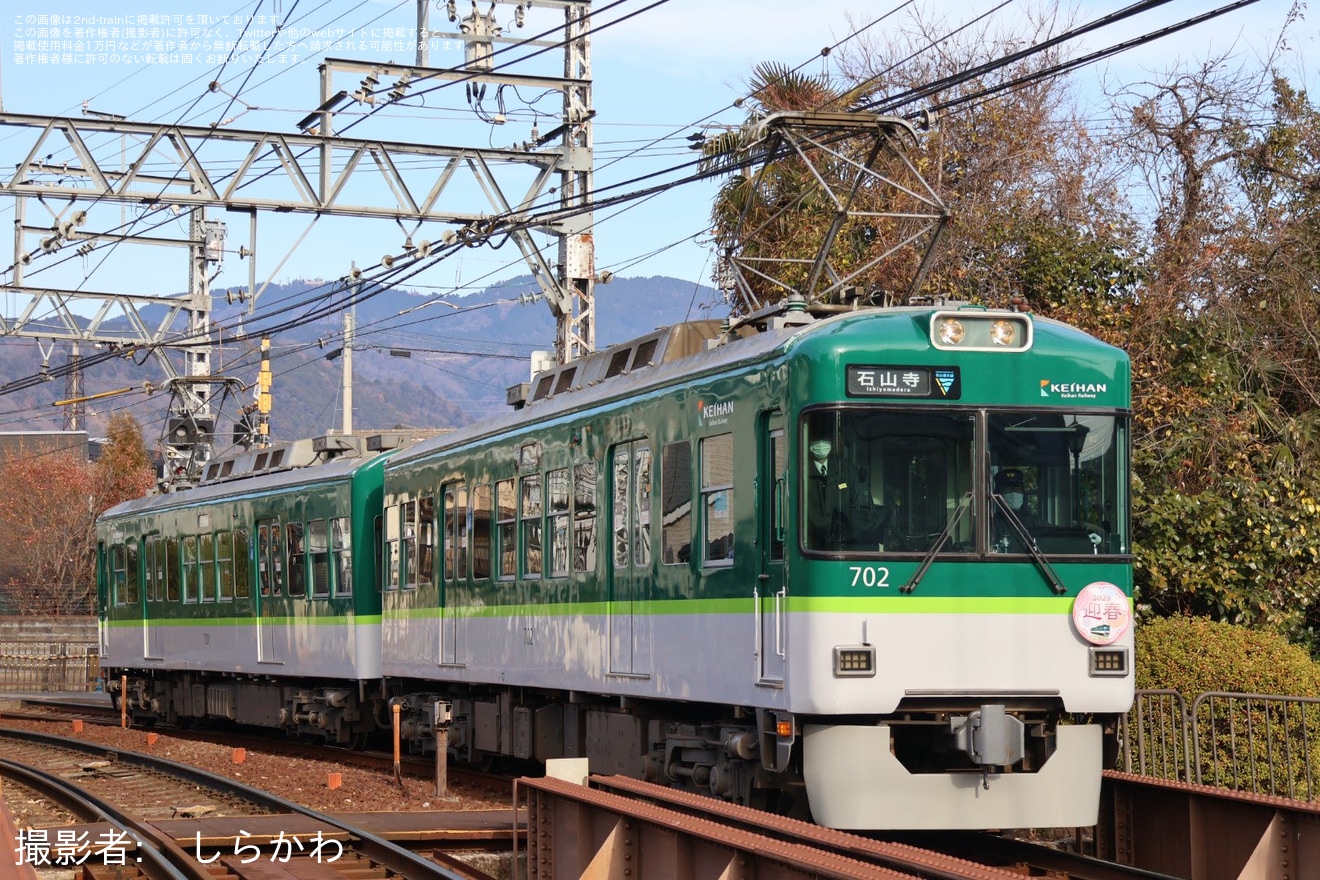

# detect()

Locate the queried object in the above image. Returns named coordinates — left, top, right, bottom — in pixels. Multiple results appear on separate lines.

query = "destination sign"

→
left=846, top=365, right=961, bottom=399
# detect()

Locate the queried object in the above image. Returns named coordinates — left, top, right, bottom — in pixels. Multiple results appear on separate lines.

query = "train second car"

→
left=97, top=299, right=1133, bottom=830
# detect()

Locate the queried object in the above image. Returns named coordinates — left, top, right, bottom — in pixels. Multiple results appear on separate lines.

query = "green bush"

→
left=1134, top=616, right=1320, bottom=799
left=1137, top=616, right=1320, bottom=697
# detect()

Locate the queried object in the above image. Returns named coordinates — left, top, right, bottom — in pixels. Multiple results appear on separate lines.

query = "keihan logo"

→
left=1041, top=379, right=1107, bottom=399
left=697, top=398, right=734, bottom=426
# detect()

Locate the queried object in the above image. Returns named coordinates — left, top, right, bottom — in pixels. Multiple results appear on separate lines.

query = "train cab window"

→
left=401, top=500, right=418, bottom=590
left=217, top=532, right=235, bottom=601
left=496, top=480, right=516, bottom=580
left=418, top=494, right=436, bottom=588
left=199, top=533, right=215, bottom=603
left=573, top=462, right=597, bottom=573
left=661, top=442, right=692, bottom=565
left=472, top=484, right=493, bottom=580
left=182, top=536, right=197, bottom=604
left=330, top=518, right=352, bottom=596
left=286, top=522, right=306, bottom=597
left=308, top=519, right=330, bottom=598
left=987, top=412, right=1128, bottom=556
left=165, top=537, right=180, bottom=602
left=234, top=529, right=252, bottom=599
left=383, top=504, right=400, bottom=592
left=548, top=469, right=570, bottom=576
left=803, top=410, right=974, bottom=554
left=700, top=434, right=733, bottom=565
left=521, top=474, right=543, bottom=578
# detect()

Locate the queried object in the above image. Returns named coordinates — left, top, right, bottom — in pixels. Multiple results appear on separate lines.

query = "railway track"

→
left=0, top=727, right=496, bottom=880
left=3, top=695, right=505, bottom=786
left=1, top=700, right=1193, bottom=879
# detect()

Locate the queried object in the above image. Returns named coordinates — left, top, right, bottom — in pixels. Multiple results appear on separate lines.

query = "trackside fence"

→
left=0, top=642, right=100, bottom=692
left=1122, top=689, right=1320, bottom=801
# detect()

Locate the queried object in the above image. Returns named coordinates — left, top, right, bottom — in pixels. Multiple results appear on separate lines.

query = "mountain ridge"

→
left=0, top=275, right=723, bottom=451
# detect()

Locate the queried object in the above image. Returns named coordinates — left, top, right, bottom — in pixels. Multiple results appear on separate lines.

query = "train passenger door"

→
left=142, top=536, right=165, bottom=661
left=756, top=414, right=787, bottom=685
left=438, top=487, right=467, bottom=667
left=257, top=520, right=286, bottom=664
left=609, top=441, right=652, bottom=676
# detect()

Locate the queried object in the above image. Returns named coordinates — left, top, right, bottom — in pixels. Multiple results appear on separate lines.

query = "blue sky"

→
left=0, top=0, right=1311, bottom=315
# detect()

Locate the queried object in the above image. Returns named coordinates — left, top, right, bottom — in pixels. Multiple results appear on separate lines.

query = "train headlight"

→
left=1089, top=647, right=1129, bottom=677
left=937, top=318, right=965, bottom=346
left=990, top=319, right=1017, bottom=346
left=833, top=645, right=876, bottom=677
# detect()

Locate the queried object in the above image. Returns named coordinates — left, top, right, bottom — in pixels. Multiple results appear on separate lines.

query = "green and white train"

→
left=99, top=298, right=1133, bottom=830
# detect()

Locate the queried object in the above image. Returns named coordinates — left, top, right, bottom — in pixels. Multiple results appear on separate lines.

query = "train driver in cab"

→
left=992, top=467, right=1040, bottom=551
left=805, top=421, right=851, bottom=550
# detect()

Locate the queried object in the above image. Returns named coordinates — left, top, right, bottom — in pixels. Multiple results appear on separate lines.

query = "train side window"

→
left=111, top=544, right=127, bottom=606
left=384, top=504, right=400, bottom=592
left=154, top=535, right=167, bottom=601
left=165, top=537, right=180, bottom=602
left=701, top=433, right=734, bottom=565
left=308, top=519, right=329, bottom=598
left=331, top=518, right=352, bottom=597
left=182, top=536, right=197, bottom=604
left=441, top=486, right=461, bottom=582
left=548, top=468, right=570, bottom=576
left=455, top=485, right=469, bottom=577
left=217, top=531, right=234, bottom=602
left=573, top=462, right=597, bottom=573
left=199, top=533, right=215, bottom=603
left=496, top=480, right=516, bottom=580
left=634, top=447, right=652, bottom=567
left=143, top=536, right=156, bottom=602
left=271, top=523, right=285, bottom=595
left=472, top=484, right=492, bottom=580
left=401, top=500, right=418, bottom=591
left=418, top=495, right=436, bottom=589
left=124, top=538, right=140, bottom=604
left=257, top=523, right=271, bottom=596
left=234, top=529, right=251, bottom=599
left=661, top=442, right=692, bottom=565
left=769, top=428, right=786, bottom=561
left=286, top=522, right=306, bottom=597
left=521, top=473, right=543, bottom=578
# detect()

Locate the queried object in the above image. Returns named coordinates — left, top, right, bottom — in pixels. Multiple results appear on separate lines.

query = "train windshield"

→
left=802, top=409, right=1128, bottom=557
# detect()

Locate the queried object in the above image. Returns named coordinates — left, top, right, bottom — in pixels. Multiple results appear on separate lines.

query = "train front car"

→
left=96, top=441, right=389, bottom=745
left=789, top=306, right=1132, bottom=829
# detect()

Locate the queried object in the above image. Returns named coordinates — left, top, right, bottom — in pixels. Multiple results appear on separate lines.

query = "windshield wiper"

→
left=900, top=492, right=972, bottom=595
left=990, top=493, right=1067, bottom=595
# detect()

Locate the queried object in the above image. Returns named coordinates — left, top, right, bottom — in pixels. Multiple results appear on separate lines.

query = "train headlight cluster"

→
left=930, top=311, right=1033, bottom=352
left=833, top=645, right=877, bottom=677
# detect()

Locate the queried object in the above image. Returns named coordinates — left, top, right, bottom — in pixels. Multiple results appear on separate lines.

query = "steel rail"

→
left=0, top=757, right=209, bottom=880
left=0, top=726, right=472, bottom=880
